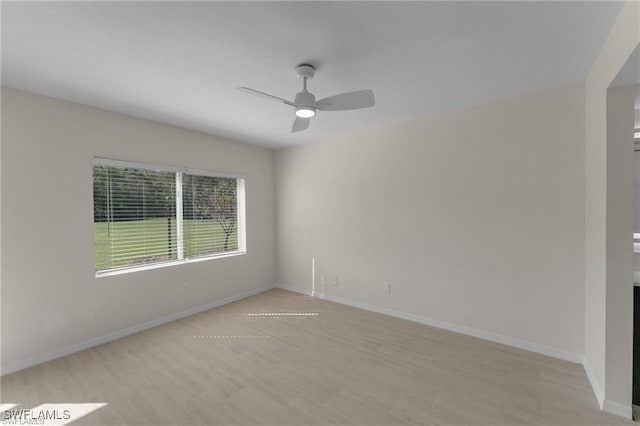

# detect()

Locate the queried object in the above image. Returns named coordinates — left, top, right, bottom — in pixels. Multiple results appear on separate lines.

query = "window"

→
left=182, top=174, right=239, bottom=258
left=93, top=159, right=246, bottom=275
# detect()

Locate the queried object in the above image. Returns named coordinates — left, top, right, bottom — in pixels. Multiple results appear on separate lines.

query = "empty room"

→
left=1, top=1, right=639, bottom=425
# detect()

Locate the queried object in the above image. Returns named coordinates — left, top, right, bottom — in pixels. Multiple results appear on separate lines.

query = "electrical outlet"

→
left=384, top=283, right=391, bottom=295
left=181, top=282, right=189, bottom=295
left=333, top=277, right=339, bottom=286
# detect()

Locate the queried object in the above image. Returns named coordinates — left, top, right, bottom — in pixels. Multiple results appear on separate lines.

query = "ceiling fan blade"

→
left=236, top=87, right=296, bottom=107
left=292, top=117, right=310, bottom=133
left=316, top=90, right=375, bottom=111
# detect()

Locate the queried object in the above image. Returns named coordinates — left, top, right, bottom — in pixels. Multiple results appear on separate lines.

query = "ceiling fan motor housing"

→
left=294, top=90, right=316, bottom=116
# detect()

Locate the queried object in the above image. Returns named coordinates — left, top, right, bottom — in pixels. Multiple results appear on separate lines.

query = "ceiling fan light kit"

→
left=295, top=106, right=315, bottom=118
left=237, top=64, right=375, bottom=133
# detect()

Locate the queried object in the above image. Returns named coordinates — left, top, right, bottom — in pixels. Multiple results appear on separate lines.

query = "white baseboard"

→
left=583, top=360, right=605, bottom=410
left=1, top=285, right=274, bottom=376
left=603, top=400, right=633, bottom=420
left=276, top=284, right=583, bottom=364
left=583, top=363, right=632, bottom=420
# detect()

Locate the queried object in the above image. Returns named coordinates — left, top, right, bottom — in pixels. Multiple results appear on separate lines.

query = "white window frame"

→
left=93, top=158, right=246, bottom=277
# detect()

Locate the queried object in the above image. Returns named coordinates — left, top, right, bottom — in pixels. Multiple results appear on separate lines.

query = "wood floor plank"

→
left=0, top=289, right=629, bottom=425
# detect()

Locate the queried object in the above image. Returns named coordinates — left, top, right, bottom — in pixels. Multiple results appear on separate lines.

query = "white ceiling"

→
left=2, top=1, right=623, bottom=149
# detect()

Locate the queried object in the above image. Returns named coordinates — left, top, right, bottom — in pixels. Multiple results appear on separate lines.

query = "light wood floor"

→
left=1, top=289, right=634, bottom=425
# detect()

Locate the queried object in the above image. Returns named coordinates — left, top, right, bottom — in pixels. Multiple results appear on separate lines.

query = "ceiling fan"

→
left=237, top=64, right=375, bottom=133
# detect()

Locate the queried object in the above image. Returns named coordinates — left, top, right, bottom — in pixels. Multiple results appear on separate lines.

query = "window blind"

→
left=93, top=159, right=246, bottom=275
left=93, top=164, right=178, bottom=271
left=182, top=174, right=238, bottom=258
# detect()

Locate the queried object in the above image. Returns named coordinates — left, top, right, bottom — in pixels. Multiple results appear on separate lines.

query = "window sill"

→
left=95, top=250, right=246, bottom=278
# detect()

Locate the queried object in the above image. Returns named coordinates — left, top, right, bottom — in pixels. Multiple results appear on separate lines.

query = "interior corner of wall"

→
left=583, top=357, right=605, bottom=410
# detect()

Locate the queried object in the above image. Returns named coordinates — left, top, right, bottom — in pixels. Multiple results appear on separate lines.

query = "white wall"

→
left=633, top=150, right=640, bottom=282
left=605, top=84, right=635, bottom=412
left=276, top=83, right=586, bottom=359
left=584, top=1, right=639, bottom=415
left=625, top=99, right=640, bottom=285
left=1, top=87, right=276, bottom=372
